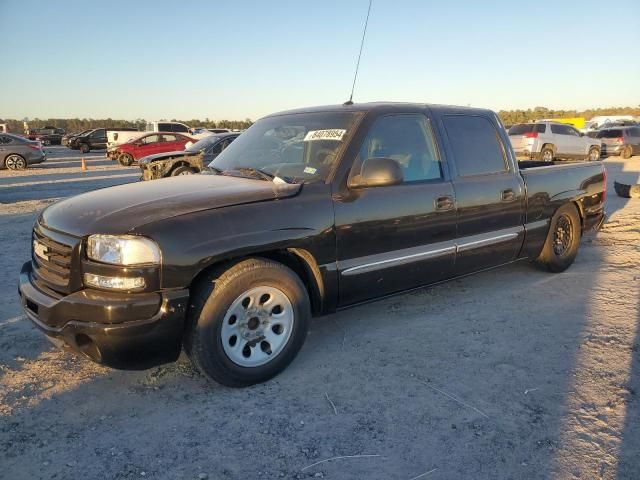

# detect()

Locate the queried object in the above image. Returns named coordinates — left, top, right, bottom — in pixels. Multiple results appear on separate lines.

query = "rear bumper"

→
left=601, top=144, right=623, bottom=156
left=19, top=261, right=189, bottom=370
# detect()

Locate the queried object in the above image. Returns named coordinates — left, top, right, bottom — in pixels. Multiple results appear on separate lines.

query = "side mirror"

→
left=348, top=157, right=403, bottom=189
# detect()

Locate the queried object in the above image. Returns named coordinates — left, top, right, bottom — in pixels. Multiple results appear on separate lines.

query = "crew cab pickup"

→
left=18, top=103, right=606, bottom=387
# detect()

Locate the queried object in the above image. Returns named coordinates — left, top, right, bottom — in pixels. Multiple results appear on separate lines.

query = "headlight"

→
left=86, top=235, right=161, bottom=265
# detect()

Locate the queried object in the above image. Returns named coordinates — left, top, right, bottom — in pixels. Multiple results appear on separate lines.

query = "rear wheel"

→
left=171, top=166, right=196, bottom=176
left=621, top=145, right=633, bottom=159
left=5, top=154, right=27, bottom=170
left=588, top=147, right=600, bottom=161
left=535, top=203, right=581, bottom=273
left=118, top=153, right=134, bottom=166
left=540, top=146, right=554, bottom=162
left=184, top=258, right=311, bottom=387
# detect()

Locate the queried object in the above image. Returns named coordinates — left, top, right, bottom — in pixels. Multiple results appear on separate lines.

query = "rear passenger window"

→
left=172, top=124, right=189, bottom=133
left=442, top=115, right=507, bottom=177
left=550, top=124, right=565, bottom=134
left=357, top=114, right=442, bottom=183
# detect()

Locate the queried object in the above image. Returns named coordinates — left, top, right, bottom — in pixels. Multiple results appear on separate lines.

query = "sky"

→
left=1, top=0, right=638, bottom=121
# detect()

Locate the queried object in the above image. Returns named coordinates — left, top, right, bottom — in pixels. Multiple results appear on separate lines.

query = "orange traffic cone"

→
left=81, top=157, right=87, bottom=171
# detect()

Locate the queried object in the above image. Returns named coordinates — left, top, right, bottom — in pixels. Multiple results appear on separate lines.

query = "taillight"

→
left=28, top=144, right=40, bottom=150
left=616, top=136, right=624, bottom=143
left=524, top=132, right=539, bottom=138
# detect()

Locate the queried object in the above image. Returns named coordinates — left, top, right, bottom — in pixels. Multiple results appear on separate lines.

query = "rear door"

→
left=438, top=113, right=525, bottom=275
left=334, top=111, right=457, bottom=306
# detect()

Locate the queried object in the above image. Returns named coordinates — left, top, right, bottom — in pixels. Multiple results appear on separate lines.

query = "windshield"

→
left=186, top=135, right=221, bottom=152
left=209, top=111, right=362, bottom=183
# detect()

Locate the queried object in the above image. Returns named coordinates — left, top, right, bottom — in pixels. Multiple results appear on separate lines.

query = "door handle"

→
left=435, top=195, right=454, bottom=211
left=501, top=189, right=516, bottom=202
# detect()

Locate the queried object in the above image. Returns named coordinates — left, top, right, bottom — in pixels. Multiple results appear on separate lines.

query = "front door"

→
left=437, top=113, right=525, bottom=275
left=334, top=112, right=457, bottom=306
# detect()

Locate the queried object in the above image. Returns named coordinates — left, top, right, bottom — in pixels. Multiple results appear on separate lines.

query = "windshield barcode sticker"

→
left=304, top=129, right=346, bottom=141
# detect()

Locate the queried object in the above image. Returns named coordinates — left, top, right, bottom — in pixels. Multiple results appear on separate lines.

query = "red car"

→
left=113, top=132, right=194, bottom=166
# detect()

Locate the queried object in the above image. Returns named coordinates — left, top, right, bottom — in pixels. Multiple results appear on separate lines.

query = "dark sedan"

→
left=139, top=132, right=239, bottom=180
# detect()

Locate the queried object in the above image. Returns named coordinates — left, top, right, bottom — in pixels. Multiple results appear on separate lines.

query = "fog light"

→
left=84, top=273, right=145, bottom=290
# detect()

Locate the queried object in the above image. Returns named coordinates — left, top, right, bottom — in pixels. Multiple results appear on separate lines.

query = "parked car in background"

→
left=145, top=121, right=192, bottom=134
left=583, top=115, right=636, bottom=133
left=106, top=128, right=142, bottom=149
left=597, top=126, right=640, bottom=159
left=508, top=121, right=601, bottom=162
left=0, top=133, right=46, bottom=170
left=0, top=124, right=9, bottom=133
left=140, top=132, right=239, bottom=180
left=62, top=129, right=93, bottom=146
left=69, top=128, right=109, bottom=152
left=111, top=132, right=194, bottom=166
left=28, top=127, right=65, bottom=145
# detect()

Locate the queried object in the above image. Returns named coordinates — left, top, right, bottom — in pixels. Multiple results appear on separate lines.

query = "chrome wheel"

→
left=553, top=214, right=573, bottom=257
left=221, top=286, right=294, bottom=367
left=541, top=149, right=553, bottom=162
left=5, top=155, right=26, bottom=170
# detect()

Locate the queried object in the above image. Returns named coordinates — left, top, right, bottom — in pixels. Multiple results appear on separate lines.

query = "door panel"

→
left=335, top=182, right=457, bottom=305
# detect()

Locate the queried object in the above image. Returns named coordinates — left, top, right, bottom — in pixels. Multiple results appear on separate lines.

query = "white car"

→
left=508, top=121, right=601, bottom=162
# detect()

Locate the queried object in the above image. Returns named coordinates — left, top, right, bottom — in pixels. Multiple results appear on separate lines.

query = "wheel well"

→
left=169, top=161, right=190, bottom=172
left=571, top=200, right=585, bottom=230
left=189, top=249, right=324, bottom=316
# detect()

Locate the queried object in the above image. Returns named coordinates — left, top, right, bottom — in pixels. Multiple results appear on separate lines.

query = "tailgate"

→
left=508, top=135, right=528, bottom=149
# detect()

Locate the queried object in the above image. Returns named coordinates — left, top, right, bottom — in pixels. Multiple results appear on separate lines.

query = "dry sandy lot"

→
left=0, top=147, right=639, bottom=479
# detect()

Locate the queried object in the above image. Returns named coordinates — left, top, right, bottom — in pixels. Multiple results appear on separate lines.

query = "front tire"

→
left=185, top=258, right=311, bottom=387
left=118, top=153, right=134, bottom=166
left=79, top=143, right=90, bottom=153
left=171, top=166, right=196, bottom=176
left=588, top=147, right=600, bottom=161
left=535, top=203, right=581, bottom=273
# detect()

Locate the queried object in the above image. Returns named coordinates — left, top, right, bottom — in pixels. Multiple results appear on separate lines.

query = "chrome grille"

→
left=32, top=227, right=74, bottom=295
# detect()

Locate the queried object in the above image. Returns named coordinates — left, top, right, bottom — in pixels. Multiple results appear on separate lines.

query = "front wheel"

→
left=171, top=166, right=196, bottom=176
left=118, top=153, right=134, bottom=166
left=534, top=203, right=581, bottom=273
left=79, top=143, right=90, bottom=153
left=185, top=258, right=311, bottom=387
left=588, top=147, right=600, bottom=161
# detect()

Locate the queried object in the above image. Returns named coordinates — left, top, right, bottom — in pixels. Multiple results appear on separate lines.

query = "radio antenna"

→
left=345, top=0, right=373, bottom=105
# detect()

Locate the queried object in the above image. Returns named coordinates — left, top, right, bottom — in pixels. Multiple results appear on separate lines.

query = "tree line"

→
left=497, top=106, right=640, bottom=126
left=0, top=117, right=254, bottom=134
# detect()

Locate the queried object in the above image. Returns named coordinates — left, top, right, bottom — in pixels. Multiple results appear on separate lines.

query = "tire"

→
left=184, top=258, right=311, bottom=387
left=540, top=146, right=554, bottom=162
left=79, top=143, right=90, bottom=153
left=118, top=153, right=134, bottom=167
left=5, top=154, right=27, bottom=170
left=621, top=145, right=633, bottom=159
left=588, top=147, right=600, bottom=162
left=535, top=203, right=581, bottom=273
left=171, top=166, right=196, bottom=176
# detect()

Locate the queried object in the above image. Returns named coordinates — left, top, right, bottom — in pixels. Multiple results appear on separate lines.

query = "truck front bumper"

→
left=19, top=261, right=189, bottom=370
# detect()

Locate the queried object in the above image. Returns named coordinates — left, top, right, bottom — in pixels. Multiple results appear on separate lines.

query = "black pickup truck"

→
left=18, top=103, right=606, bottom=387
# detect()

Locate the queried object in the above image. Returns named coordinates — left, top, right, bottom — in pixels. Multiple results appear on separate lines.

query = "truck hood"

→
left=40, top=175, right=301, bottom=237
left=139, top=150, right=197, bottom=165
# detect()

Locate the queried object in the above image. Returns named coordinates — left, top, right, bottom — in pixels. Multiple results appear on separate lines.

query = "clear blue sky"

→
left=1, top=0, right=638, bottom=121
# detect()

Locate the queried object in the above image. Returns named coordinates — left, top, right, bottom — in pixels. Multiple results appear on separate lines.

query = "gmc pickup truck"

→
left=19, top=103, right=606, bottom=387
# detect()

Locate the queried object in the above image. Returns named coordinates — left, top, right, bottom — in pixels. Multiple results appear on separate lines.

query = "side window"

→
left=142, top=134, right=160, bottom=144
left=162, top=134, right=177, bottom=142
left=0, top=135, right=9, bottom=144
left=172, top=124, right=189, bottom=133
left=157, top=123, right=169, bottom=132
left=90, top=129, right=103, bottom=138
left=442, top=115, right=507, bottom=177
left=356, top=114, right=442, bottom=183
left=567, top=126, right=580, bottom=136
left=550, top=124, right=565, bottom=134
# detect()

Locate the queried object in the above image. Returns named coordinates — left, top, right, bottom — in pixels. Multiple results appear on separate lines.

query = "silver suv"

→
left=508, top=121, right=601, bottom=162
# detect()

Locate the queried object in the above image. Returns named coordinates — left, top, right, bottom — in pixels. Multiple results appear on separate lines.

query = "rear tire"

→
left=184, top=258, right=311, bottom=387
left=621, top=145, right=633, bottom=159
left=588, top=147, right=600, bottom=161
left=535, top=203, right=581, bottom=273
left=5, top=154, right=27, bottom=170
left=540, top=146, right=554, bottom=162
left=118, top=153, right=134, bottom=166
left=171, top=166, right=196, bottom=176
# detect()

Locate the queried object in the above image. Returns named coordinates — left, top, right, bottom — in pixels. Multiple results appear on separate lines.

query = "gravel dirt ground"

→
left=0, top=147, right=638, bottom=480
